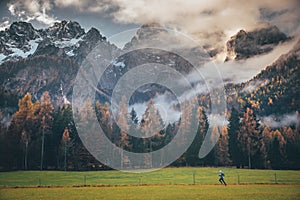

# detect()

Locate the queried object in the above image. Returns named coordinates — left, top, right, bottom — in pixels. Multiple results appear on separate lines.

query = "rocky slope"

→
left=224, top=38, right=300, bottom=117
left=225, top=25, right=290, bottom=61
left=0, top=20, right=109, bottom=64
left=0, top=20, right=298, bottom=123
left=0, top=20, right=119, bottom=115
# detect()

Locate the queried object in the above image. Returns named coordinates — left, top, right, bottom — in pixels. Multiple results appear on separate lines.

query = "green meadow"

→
left=0, top=168, right=299, bottom=199
left=0, top=167, right=299, bottom=186
left=1, top=185, right=300, bottom=200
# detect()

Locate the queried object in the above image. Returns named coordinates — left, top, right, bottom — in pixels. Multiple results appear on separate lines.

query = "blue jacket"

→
left=219, top=172, right=225, bottom=178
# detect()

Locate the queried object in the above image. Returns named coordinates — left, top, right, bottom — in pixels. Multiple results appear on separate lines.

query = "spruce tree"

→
left=227, top=107, right=242, bottom=167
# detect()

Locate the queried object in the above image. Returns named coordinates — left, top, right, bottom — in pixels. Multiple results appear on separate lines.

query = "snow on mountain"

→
left=0, top=38, right=42, bottom=63
left=0, top=20, right=103, bottom=64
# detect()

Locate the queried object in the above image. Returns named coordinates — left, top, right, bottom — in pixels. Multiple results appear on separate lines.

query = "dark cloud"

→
left=1, top=0, right=299, bottom=50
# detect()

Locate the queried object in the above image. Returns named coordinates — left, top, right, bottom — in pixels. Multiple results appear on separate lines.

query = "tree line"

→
left=0, top=92, right=299, bottom=171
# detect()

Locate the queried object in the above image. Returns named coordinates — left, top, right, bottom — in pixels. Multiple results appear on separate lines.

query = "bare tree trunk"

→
left=40, top=128, right=45, bottom=170
left=25, top=142, right=28, bottom=170
left=150, top=140, right=152, bottom=168
left=121, top=148, right=124, bottom=169
left=64, top=141, right=67, bottom=171
left=248, top=145, right=251, bottom=169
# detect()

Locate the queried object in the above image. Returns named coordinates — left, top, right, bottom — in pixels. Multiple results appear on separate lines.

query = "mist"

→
left=129, top=92, right=181, bottom=125
left=260, top=112, right=300, bottom=128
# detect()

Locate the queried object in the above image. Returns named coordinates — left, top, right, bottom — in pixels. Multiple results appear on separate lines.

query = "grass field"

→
left=0, top=168, right=299, bottom=186
left=0, top=168, right=299, bottom=199
left=1, top=185, right=300, bottom=200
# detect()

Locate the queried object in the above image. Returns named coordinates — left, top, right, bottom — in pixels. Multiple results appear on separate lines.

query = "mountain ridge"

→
left=0, top=20, right=298, bottom=124
left=225, top=25, right=290, bottom=61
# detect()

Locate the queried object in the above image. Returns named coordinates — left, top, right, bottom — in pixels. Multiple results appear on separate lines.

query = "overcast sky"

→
left=1, top=0, right=299, bottom=124
left=0, top=0, right=299, bottom=48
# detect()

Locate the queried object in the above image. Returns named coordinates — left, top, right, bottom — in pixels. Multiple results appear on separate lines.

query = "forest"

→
left=0, top=90, right=299, bottom=171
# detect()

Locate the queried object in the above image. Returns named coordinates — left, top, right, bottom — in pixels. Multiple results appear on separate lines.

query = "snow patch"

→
left=53, top=37, right=82, bottom=48
left=0, top=53, right=7, bottom=64
left=63, top=95, right=71, bottom=105
left=66, top=50, right=75, bottom=56
left=113, top=60, right=126, bottom=68
left=5, top=38, right=41, bottom=60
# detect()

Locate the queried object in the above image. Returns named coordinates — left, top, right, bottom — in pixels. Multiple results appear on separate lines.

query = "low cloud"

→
left=0, top=18, right=10, bottom=31
left=7, top=0, right=57, bottom=25
left=3, top=0, right=300, bottom=50
left=60, top=0, right=300, bottom=49
left=209, top=38, right=298, bottom=84
left=260, top=112, right=300, bottom=128
left=242, top=80, right=270, bottom=93
left=54, top=0, right=116, bottom=13
left=129, top=92, right=181, bottom=125
left=207, top=114, right=228, bottom=127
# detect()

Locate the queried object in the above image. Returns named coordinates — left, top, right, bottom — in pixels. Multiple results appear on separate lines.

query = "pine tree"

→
left=130, top=108, right=138, bottom=124
left=52, top=105, right=75, bottom=169
left=228, top=107, right=242, bottom=167
left=0, top=112, right=7, bottom=169
left=186, top=105, right=208, bottom=166
left=269, top=129, right=286, bottom=169
left=128, top=107, right=143, bottom=155
left=283, top=126, right=300, bottom=168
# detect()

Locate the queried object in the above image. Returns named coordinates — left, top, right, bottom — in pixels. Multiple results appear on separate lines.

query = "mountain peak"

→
left=140, top=22, right=163, bottom=29
left=8, top=21, right=36, bottom=35
left=225, top=25, right=289, bottom=61
left=123, top=22, right=166, bottom=50
left=47, top=20, right=85, bottom=39
left=2, top=21, right=39, bottom=42
left=85, top=27, right=104, bottom=41
left=0, top=20, right=115, bottom=64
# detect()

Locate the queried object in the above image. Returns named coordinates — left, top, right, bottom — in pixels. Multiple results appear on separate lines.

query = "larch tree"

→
left=8, top=93, right=34, bottom=169
left=77, top=96, right=102, bottom=169
left=211, top=125, right=220, bottom=166
left=116, top=96, right=130, bottom=168
left=262, top=125, right=272, bottom=168
left=61, top=128, right=70, bottom=171
left=217, top=126, right=231, bottom=166
left=141, top=99, right=163, bottom=167
left=21, top=130, right=30, bottom=170
left=38, top=91, right=54, bottom=170
left=179, top=100, right=192, bottom=166
left=186, top=105, right=208, bottom=166
left=239, top=107, right=265, bottom=168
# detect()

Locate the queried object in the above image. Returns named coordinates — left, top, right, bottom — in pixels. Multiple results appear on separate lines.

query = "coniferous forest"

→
left=0, top=90, right=299, bottom=171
